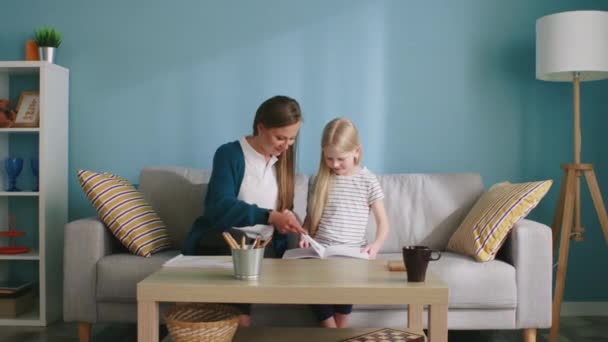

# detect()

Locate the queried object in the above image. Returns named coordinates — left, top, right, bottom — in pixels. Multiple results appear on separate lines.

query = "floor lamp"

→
left=536, top=10, right=608, bottom=342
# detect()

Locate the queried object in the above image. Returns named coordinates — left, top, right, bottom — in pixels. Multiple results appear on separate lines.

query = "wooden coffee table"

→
left=138, top=257, right=448, bottom=342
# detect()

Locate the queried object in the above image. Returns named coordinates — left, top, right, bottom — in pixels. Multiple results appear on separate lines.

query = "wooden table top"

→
left=138, top=256, right=448, bottom=305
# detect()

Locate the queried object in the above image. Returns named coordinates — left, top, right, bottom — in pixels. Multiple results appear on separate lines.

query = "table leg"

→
left=408, top=304, right=423, bottom=332
left=428, top=304, right=448, bottom=342
left=138, top=300, right=159, bottom=342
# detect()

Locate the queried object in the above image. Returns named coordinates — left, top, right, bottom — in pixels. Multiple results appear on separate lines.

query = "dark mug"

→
left=402, top=245, right=441, bottom=282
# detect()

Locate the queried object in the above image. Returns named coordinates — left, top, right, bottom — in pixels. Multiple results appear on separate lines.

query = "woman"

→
left=182, top=95, right=305, bottom=326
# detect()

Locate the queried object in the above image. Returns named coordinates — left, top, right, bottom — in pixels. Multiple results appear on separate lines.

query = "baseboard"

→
left=561, top=302, right=608, bottom=316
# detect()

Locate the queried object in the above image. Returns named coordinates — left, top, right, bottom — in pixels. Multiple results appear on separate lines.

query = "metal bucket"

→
left=38, top=47, right=56, bottom=63
left=231, top=247, right=264, bottom=280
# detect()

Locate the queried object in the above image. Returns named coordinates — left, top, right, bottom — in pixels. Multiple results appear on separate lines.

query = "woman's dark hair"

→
left=253, top=95, right=302, bottom=210
left=253, top=96, right=302, bottom=134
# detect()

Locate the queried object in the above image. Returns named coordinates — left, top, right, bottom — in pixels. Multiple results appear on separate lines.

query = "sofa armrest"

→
left=499, top=219, right=552, bottom=329
left=63, top=217, right=113, bottom=323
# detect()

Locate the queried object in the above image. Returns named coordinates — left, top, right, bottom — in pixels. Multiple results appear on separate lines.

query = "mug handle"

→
left=429, top=250, right=441, bottom=261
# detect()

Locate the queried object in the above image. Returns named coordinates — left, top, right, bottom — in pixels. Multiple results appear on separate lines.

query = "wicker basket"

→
left=164, top=303, right=239, bottom=342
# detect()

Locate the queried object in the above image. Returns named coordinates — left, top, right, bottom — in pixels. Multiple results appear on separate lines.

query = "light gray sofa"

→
left=64, top=166, right=552, bottom=341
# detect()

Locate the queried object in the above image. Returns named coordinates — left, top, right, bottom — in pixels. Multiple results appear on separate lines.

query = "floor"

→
left=0, top=317, right=606, bottom=342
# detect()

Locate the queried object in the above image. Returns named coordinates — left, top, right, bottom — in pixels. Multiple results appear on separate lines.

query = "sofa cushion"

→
left=365, top=173, right=483, bottom=253
left=97, top=253, right=515, bottom=309
left=446, top=180, right=552, bottom=262
left=97, top=250, right=180, bottom=302
left=292, top=174, right=310, bottom=224
left=78, top=170, right=172, bottom=257
left=367, top=252, right=516, bottom=310
left=138, top=167, right=211, bottom=250
left=139, top=166, right=310, bottom=250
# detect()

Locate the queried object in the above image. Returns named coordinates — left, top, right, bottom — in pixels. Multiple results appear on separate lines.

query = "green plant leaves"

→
left=34, top=27, right=63, bottom=48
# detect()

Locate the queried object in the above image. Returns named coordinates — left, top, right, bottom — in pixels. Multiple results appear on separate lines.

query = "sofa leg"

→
left=79, top=322, right=91, bottom=342
left=523, top=328, right=536, bottom=342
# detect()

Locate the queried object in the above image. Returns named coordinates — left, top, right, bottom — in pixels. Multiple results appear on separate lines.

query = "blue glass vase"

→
left=31, top=158, right=39, bottom=192
left=4, top=158, right=23, bottom=192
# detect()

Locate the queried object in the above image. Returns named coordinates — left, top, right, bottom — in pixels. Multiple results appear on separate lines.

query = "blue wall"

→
left=1, top=0, right=607, bottom=301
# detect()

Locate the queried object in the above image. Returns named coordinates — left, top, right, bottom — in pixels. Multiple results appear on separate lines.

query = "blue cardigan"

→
left=182, top=141, right=287, bottom=255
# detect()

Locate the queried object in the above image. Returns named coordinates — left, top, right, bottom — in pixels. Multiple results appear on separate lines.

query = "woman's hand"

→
left=269, top=210, right=306, bottom=234
left=298, top=234, right=310, bottom=248
left=362, top=242, right=382, bottom=259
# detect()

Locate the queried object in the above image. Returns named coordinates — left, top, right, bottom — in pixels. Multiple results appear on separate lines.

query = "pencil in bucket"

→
left=222, top=232, right=270, bottom=280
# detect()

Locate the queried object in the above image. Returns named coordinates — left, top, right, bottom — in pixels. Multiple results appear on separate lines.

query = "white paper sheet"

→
left=163, top=254, right=233, bottom=269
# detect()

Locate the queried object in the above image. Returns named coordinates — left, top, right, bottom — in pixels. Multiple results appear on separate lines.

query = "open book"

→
left=283, top=235, right=369, bottom=260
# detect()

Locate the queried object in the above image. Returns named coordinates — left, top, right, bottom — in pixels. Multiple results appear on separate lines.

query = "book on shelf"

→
left=282, top=235, right=369, bottom=260
left=340, top=328, right=425, bottom=342
left=0, top=280, right=33, bottom=298
left=0, top=288, right=34, bottom=317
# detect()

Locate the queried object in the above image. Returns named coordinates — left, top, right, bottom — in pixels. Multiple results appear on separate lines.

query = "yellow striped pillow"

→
left=447, top=180, right=552, bottom=262
left=77, top=170, right=172, bottom=257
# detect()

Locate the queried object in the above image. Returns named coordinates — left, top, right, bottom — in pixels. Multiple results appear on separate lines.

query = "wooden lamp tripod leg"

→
left=551, top=169, right=568, bottom=251
left=550, top=165, right=608, bottom=342
left=584, top=169, right=608, bottom=243
left=550, top=169, right=576, bottom=342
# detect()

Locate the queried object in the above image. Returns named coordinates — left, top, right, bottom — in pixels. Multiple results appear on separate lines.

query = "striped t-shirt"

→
left=313, top=167, right=384, bottom=247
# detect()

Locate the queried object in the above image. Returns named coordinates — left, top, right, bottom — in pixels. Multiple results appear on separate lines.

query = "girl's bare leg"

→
left=335, top=313, right=350, bottom=328
left=320, top=316, right=337, bottom=328
left=238, top=314, right=251, bottom=327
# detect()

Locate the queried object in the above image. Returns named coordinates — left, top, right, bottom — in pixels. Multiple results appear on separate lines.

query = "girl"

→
left=300, top=117, right=390, bottom=328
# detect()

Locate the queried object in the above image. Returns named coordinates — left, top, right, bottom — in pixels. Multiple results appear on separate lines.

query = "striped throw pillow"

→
left=446, top=180, right=552, bottom=262
left=77, top=170, right=172, bottom=257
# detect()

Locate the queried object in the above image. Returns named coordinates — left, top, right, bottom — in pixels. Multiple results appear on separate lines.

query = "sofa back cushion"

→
left=364, top=173, right=483, bottom=253
left=138, top=166, right=309, bottom=249
left=139, top=167, right=211, bottom=249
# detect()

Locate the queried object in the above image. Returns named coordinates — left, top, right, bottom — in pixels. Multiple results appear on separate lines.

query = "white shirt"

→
left=234, top=136, right=278, bottom=239
left=314, top=167, right=384, bottom=247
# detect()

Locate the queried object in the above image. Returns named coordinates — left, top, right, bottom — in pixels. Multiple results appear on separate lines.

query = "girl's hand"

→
left=362, top=243, right=382, bottom=259
left=298, top=234, right=310, bottom=248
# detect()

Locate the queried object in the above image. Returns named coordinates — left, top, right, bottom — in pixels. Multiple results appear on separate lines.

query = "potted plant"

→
left=33, top=27, right=62, bottom=63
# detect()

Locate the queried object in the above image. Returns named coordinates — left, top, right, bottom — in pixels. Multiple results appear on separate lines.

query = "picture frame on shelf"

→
left=13, top=91, right=40, bottom=128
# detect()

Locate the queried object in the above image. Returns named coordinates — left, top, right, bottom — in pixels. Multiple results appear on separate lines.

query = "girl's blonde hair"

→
left=308, top=118, right=361, bottom=236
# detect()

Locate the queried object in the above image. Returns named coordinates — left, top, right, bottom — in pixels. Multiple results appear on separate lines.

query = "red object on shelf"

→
left=0, top=214, right=30, bottom=254
left=0, top=246, right=30, bottom=254
left=0, top=230, right=26, bottom=237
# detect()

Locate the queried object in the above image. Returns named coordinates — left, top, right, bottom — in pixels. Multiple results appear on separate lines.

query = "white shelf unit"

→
left=0, top=192, right=39, bottom=197
left=0, top=61, right=68, bottom=326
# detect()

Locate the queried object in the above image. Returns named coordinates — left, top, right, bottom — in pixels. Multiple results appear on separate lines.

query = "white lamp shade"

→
left=536, top=10, right=608, bottom=81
